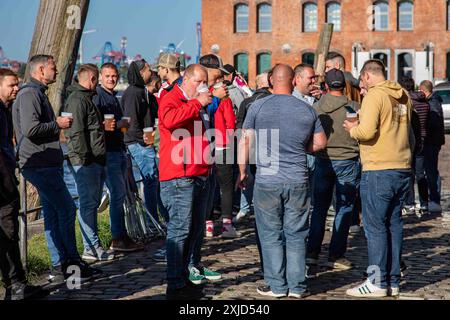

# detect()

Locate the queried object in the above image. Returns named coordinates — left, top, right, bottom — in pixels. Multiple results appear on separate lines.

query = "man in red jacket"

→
left=159, top=64, right=215, bottom=300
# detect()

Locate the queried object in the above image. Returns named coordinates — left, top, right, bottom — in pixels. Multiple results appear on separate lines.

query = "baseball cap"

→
left=158, top=53, right=180, bottom=69
left=199, top=54, right=228, bottom=74
left=325, top=69, right=346, bottom=89
left=223, top=64, right=236, bottom=75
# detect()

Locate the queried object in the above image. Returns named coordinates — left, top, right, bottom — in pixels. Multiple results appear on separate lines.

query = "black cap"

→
left=199, top=54, right=228, bottom=74
left=325, top=69, right=346, bottom=89
left=223, top=64, right=236, bottom=75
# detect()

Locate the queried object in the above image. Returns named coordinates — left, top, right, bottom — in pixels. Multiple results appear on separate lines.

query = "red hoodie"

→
left=158, top=85, right=211, bottom=182
left=214, top=98, right=236, bottom=148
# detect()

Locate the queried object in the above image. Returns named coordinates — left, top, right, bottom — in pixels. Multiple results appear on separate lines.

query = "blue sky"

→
left=0, top=0, right=202, bottom=64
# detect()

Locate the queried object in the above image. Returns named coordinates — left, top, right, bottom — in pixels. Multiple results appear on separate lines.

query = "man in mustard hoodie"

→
left=343, top=60, right=412, bottom=298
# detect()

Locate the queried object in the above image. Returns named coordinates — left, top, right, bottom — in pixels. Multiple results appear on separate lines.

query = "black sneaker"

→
left=256, top=285, right=286, bottom=298
left=63, top=260, right=103, bottom=282
left=10, top=282, right=49, bottom=300
left=166, top=285, right=205, bottom=300
left=306, top=252, right=318, bottom=266
left=48, top=265, right=66, bottom=285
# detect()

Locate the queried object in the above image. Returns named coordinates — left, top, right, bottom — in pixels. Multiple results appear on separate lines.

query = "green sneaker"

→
left=200, top=267, right=222, bottom=280
left=189, top=267, right=207, bottom=285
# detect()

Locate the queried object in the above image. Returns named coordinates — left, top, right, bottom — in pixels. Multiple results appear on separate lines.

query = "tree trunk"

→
left=26, top=0, right=90, bottom=114
left=314, top=23, right=334, bottom=81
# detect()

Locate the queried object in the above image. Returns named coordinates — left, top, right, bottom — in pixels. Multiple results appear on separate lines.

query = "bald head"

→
left=270, top=64, right=294, bottom=94
left=181, top=64, right=208, bottom=98
left=184, top=64, right=207, bottom=80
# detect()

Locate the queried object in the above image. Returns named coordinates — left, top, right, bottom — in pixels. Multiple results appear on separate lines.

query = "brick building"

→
left=202, top=0, right=450, bottom=87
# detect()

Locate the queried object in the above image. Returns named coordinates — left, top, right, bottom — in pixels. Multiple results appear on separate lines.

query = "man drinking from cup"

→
left=93, top=63, right=143, bottom=253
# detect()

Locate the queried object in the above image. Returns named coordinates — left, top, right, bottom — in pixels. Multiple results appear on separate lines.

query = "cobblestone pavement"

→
left=2, top=193, right=449, bottom=301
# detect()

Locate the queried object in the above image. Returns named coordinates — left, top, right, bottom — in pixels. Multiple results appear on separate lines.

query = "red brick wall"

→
left=440, top=135, right=450, bottom=189
left=202, top=0, right=450, bottom=87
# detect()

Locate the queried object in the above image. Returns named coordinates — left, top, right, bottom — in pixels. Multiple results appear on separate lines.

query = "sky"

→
left=0, top=0, right=202, bottom=64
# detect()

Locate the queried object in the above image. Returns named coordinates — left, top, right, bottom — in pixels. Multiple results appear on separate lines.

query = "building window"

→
left=374, top=1, right=389, bottom=31
left=234, top=53, right=249, bottom=81
left=257, top=53, right=272, bottom=74
left=372, top=51, right=389, bottom=79
left=447, top=1, right=450, bottom=30
left=303, top=3, right=318, bottom=32
left=235, top=4, right=249, bottom=33
left=257, top=3, right=272, bottom=32
left=397, top=52, right=413, bottom=80
left=398, top=1, right=413, bottom=31
left=302, top=52, right=315, bottom=66
left=447, top=52, right=450, bottom=79
left=326, top=2, right=341, bottom=31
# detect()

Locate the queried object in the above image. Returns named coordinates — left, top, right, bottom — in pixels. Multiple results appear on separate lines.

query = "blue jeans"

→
left=360, top=170, right=411, bottom=289
left=160, top=177, right=209, bottom=290
left=22, top=167, right=79, bottom=267
left=102, top=152, right=127, bottom=240
left=127, top=144, right=160, bottom=222
left=308, top=158, right=361, bottom=259
left=73, top=163, right=105, bottom=251
left=424, top=144, right=441, bottom=204
left=240, top=166, right=255, bottom=215
left=254, top=182, right=310, bottom=295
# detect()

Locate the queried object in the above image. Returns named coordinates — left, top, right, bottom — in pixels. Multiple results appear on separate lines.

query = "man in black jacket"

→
left=0, top=68, right=48, bottom=300
left=122, top=60, right=161, bottom=223
left=93, top=63, right=142, bottom=253
left=420, top=80, right=446, bottom=213
left=14, top=55, right=99, bottom=283
left=63, top=64, right=114, bottom=262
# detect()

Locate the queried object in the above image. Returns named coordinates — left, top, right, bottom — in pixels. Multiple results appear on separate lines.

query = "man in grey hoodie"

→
left=306, top=69, right=361, bottom=271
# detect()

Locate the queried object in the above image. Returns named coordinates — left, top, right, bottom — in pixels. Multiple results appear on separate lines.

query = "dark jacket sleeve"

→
left=411, top=109, right=423, bottom=155
left=19, top=91, right=59, bottom=141
left=65, top=95, right=90, bottom=160
left=236, top=99, right=248, bottom=130
left=0, top=150, right=19, bottom=207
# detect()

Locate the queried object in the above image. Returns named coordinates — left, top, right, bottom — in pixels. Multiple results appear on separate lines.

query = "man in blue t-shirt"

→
left=238, top=64, right=327, bottom=299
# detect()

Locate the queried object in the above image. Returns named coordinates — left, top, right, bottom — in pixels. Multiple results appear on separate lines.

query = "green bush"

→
left=26, top=210, right=112, bottom=282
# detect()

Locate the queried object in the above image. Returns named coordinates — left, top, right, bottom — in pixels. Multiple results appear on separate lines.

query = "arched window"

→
left=234, top=53, right=249, bottom=81
left=326, top=2, right=341, bottom=31
left=374, top=1, right=389, bottom=31
left=257, top=3, right=272, bottom=32
left=302, top=52, right=315, bottom=66
left=398, top=1, right=413, bottom=30
left=397, top=52, right=413, bottom=80
left=257, top=53, right=272, bottom=74
left=235, top=4, right=249, bottom=33
left=303, top=3, right=318, bottom=32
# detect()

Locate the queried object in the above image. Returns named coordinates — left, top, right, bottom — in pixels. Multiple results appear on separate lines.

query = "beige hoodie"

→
left=350, top=81, right=412, bottom=171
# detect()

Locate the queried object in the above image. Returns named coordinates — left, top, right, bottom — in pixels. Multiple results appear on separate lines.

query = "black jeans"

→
left=0, top=199, right=26, bottom=287
left=215, top=149, right=234, bottom=220
left=406, top=150, right=429, bottom=207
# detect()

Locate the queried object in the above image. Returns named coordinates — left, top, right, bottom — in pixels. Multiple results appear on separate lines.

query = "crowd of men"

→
left=0, top=50, right=446, bottom=300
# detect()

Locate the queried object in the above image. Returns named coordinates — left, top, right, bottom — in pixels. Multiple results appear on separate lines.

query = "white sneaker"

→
left=346, top=280, right=387, bottom=298
left=232, top=211, right=248, bottom=224
left=402, top=206, right=416, bottom=216
left=389, top=287, right=400, bottom=296
left=221, top=224, right=240, bottom=238
left=428, top=202, right=442, bottom=213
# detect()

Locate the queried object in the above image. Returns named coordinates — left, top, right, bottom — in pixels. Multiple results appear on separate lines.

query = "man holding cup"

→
left=63, top=64, right=114, bottom=262
left=93, top=63, right=143, bottom=253
left=306, top=69, right=361, bottom=271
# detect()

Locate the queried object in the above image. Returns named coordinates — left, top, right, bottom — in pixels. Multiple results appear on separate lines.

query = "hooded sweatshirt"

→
left=62, top=82, right=106, bottom=166
left=350, top=81, right=412, bottom=171
left=122, top=61, right=156, bottom=146
left=313, top=94, right=360, bottom=160
left=409, top=91, right=429, bottom=142
left=426, top=92, right=445, bottom=146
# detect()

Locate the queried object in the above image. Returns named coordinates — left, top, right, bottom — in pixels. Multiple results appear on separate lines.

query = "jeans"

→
left=424, top=144, right=441, bottom=204
left=127, top=144, right=160, bottom=222
left=102, top=152, right=127, bottom=240
left=254, top=182, right=310, bottom=295
left=0, top=199, right=26, bottom=287
left=308, top=158, right=361, bottom=259
left=405, top=152, right=428, bottom=207
left=160, top=177, right=209, bottom=290
left=73, top=163, right=105, bottom=251
left=22, top=167, right=79, bottom=267
left=215, top=149, right=234, bottom=220
left=240, top=166, right=255, bottom=215
left=360, top=170, right=411, bottom=289
left=307, top=154, right=315, bottom=206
